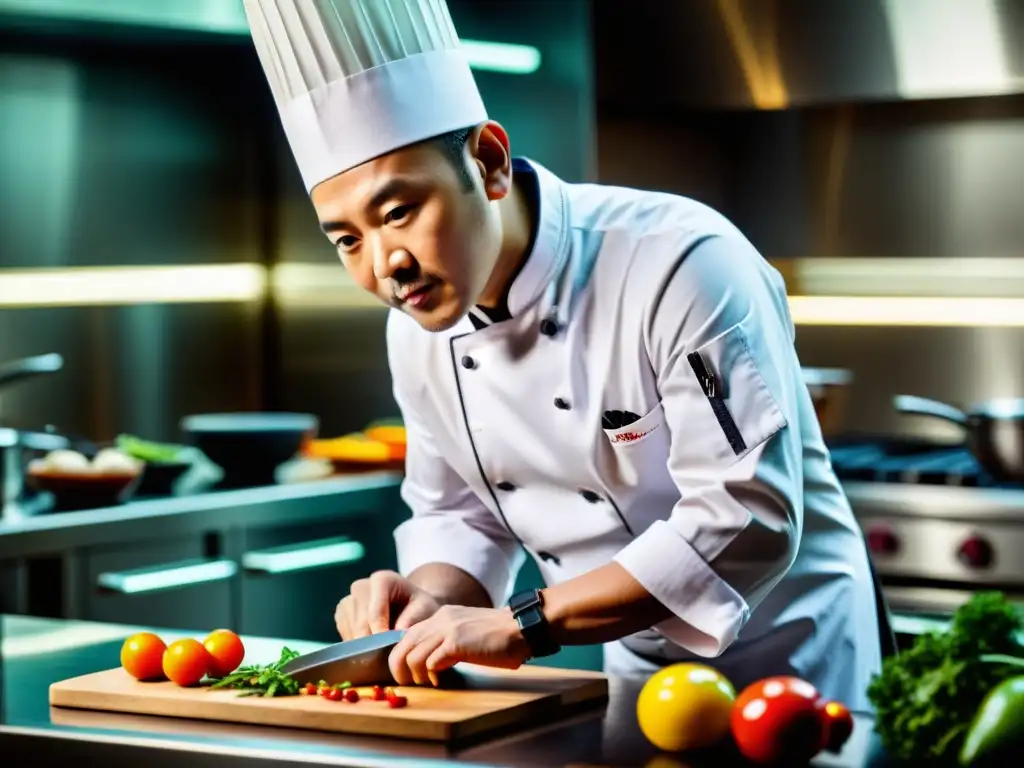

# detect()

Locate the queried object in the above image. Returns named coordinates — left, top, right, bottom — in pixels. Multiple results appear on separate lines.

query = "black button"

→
left=580, top=489, right=601, bottom=503
left=496, top=481, right=516, bottom=491
left=461, top=355, right=476, bottom=369
left=539, top=318, right=559, bottom=337
left=538, top=551, right=561, bottom=565
left=553, top=397, right=570, bottom=410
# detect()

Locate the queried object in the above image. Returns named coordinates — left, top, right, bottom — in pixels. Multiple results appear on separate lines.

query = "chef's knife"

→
left=280, top=630, right=404, bottom=687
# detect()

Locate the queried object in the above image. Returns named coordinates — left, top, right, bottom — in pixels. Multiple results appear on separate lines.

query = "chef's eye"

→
left=336, top=234, right=359, bottom=252
left=385, top=204, right=416, bottom=225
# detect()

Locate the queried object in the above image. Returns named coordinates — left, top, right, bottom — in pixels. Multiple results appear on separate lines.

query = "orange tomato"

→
left=203, top=629, right=245, bottom=678
left=120, top=632, right=167, bottom=681
left=162, top=638, right=212, bottom=686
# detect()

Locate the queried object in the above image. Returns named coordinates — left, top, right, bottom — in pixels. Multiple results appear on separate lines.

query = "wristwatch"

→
left=508, top=589, right=560, bottom=659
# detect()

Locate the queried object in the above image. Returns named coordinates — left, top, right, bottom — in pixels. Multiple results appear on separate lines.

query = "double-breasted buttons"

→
left=495, top=480, right=516, bottom=491
left=580, top=489, right=602, bottom=503
left=553, top=397, right=571, bottom=410
left=460, top=355, right=476, bottom=369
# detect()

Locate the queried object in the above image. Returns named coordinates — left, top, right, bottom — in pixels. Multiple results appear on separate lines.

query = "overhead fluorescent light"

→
left=460, top=40, right=541, bottom=75
left=0, top=264, right=265, bottom=307
left=787, top=296, right=1024, bottom=327
left=0, top=0, right=541, bottom=74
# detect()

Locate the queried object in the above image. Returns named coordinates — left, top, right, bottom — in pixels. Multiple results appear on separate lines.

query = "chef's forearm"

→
left=540, top=562, right=673, bottom=645
left=407, top=563, right=494, bottom=608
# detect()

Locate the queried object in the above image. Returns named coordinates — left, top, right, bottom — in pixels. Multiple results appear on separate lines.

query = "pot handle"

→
left=892, top=394, right=970, bottom=427
left=0, top=353, right=63, bottom=389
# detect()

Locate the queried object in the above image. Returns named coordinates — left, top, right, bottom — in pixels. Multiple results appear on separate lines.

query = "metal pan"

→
left=893, top=394, right=1024, bottom=483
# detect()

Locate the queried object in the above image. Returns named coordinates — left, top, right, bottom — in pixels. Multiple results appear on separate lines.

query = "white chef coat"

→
left=387, top=158, right=882, bottom=712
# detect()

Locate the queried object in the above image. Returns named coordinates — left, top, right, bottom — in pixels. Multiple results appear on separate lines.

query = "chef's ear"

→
left=469, top=121, right=512, bottom=201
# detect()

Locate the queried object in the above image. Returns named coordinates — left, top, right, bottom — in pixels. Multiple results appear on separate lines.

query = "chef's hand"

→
left=388, top=605, right=530, bottom=687
left=334, top=570, right=442, bottom=640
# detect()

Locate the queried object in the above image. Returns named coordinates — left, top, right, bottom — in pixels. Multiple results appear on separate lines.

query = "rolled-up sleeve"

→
left=613, top=232, right=804, bottom=657
left=386, top=314, right=524, bottom=608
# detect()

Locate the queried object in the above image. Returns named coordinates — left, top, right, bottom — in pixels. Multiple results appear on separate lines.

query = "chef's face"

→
left=310, top=122, right=513, bottom=332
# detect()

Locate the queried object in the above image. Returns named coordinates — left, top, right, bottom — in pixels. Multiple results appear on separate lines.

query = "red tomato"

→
left=324, top=687, right=344, bottom=701
left=344, top=689, right=360, bottom=703
left=300, top=683, right=318, bottom=696
left=202, top=630, right=245, bottom=678
left=120, top=632, right=167, bottom=681
left=819, top=700, right=854, bottom=752
left=371, top=685, right=387, bottom=701
left=317, top=683, right=332, bottom=697
left=731, top=676, right=829, bottom=765
left=388, top=695, right=408, bottom=708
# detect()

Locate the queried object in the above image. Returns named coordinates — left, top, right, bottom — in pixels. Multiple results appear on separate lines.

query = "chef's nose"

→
left=372, top=239, right=413, bottom=281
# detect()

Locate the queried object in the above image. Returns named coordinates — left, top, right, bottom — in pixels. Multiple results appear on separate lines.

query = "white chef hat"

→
left=242, top=0, right=488, bottom=193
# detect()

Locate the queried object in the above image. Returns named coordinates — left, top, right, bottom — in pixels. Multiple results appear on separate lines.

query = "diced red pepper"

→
left=387, top=695, right=408, bottom=708
left=371, top=685, right=387, bottom=701
left=324, top=687, right=344, bottom=701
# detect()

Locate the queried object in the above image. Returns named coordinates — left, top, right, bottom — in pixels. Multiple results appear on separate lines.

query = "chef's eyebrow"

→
left=319, top=179, right=419, bottom=236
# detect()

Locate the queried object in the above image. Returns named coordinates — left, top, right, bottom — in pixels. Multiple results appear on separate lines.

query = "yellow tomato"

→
left=636, top=662, right=737, bottom=752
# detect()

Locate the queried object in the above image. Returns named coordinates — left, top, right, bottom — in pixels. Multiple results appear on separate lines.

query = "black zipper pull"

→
left=688, top=352, right=717, bottom=398
left=686, top=351, right=747, bottom=455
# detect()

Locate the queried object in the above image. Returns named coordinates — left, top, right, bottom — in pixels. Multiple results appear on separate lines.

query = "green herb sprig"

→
left=208, top=646, right=301, bottom=697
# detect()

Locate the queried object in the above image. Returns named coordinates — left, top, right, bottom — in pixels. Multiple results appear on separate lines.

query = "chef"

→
left=242, top=0, right=894, bottom=712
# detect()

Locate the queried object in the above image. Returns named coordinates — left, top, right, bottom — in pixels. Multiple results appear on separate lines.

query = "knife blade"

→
left=279, top=630, right=404, bottom=687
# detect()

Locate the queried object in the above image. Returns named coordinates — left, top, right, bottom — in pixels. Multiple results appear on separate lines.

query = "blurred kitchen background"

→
left=1, top=0, right=1023, bottom=664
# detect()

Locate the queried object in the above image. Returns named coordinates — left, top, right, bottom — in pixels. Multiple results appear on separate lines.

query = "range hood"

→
left=0, top=0, right=541, bottom=75
left=596, top=0, right=1024, bottom=109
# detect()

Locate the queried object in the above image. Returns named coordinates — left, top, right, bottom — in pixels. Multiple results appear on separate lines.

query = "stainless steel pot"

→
left=803, top=367, right=853, bottom=436
left=0, top=353, right=68, bottom=510
left=893, top=394, right=1024, bottom=483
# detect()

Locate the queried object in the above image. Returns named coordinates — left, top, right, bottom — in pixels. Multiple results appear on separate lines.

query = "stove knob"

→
left=958, top=536, right=994, bottom=569
left=866, top=525, right=900, bottom=556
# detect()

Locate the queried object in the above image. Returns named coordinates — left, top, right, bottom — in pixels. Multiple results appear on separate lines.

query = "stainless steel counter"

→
left=0, top=614, right=891, bottom=768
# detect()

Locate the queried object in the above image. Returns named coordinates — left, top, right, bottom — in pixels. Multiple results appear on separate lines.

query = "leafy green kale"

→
left=867, top=591, right=1024, bottom=764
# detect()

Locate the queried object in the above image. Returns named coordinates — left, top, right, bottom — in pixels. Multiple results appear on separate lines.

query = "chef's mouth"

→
left=396, top=281, right=438, bottom=308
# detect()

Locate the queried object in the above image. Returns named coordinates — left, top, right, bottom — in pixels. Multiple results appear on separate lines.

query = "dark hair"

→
left=431, top=126, right=476, bottom=191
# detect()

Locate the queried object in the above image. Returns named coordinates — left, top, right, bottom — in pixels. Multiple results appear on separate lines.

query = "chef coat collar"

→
left=455, top=157, right=567, bottom=336
left=505, top=158, right=568, bottom=319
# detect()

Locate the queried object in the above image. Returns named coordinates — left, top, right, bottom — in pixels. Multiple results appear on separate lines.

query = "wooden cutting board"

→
left=49, top=663, right=609, bottom=743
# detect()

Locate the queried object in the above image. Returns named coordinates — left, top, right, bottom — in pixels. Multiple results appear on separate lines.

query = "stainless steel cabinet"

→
left=238, top=514, right=399, bottom=643
left=81, top=535, right=235, bottom=633
left=0, top=559, right=24, bottom=614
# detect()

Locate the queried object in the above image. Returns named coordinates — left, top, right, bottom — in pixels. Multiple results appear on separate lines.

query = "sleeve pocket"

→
left=685, top=322, right=787, bottom=466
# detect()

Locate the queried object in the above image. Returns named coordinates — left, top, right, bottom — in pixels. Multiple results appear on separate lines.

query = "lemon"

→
left=636, top=662, right=737, bottom=752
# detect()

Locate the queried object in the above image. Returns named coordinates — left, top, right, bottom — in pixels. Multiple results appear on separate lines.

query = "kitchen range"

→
left=832, top=397, right=1024, bottom=618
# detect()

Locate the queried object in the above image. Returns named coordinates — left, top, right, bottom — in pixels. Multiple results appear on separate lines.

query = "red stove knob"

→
left=866, top=525, right=900, bottom=556
left=958, top=536, right=994, bottom=569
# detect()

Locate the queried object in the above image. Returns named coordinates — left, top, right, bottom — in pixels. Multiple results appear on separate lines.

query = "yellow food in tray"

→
left=303, top=421, right=406, bottom=472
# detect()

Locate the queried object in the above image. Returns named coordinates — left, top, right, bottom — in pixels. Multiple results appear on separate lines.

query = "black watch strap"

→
left=508, top=589, right=560, bottom=659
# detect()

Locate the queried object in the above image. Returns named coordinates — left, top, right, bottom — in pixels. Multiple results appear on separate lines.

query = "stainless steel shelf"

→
left=0, top=473, right=403, bottom=559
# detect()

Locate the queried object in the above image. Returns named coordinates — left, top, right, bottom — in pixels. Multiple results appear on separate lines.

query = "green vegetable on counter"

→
left=208, top=646, right=301, bottom=697
left=960, top=664, right=1024, bottom=766
left=866, top=591, right=1024, bottom=765
left=115, top=434, right=188, bottom=464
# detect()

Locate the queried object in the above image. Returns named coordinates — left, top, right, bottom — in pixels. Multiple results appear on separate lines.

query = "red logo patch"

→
left=612, top=424, right=657, bottom=444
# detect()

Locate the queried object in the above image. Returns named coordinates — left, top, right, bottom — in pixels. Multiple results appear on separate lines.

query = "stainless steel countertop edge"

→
left=0, top=723, right=488, bottom=768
